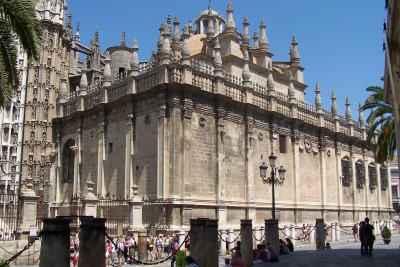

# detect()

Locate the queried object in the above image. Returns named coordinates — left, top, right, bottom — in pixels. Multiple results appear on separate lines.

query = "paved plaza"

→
left=16, top=232, right=400, bottom=267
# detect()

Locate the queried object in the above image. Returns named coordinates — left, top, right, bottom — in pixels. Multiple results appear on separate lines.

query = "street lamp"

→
left=259, top=152, right=286, bottom=220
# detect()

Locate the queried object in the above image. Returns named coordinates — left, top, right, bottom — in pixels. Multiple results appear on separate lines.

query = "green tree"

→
left=0, top=0, right=42, bottom=107
left=361, top=86, right=396, bottom=164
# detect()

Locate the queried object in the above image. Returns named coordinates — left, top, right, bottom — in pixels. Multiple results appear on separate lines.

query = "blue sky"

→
left=66, top=0, right=386, bottom=118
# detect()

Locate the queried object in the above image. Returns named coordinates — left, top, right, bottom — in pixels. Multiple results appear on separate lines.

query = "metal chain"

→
left=0, top=243, right=40, bottom=257
left=0, top=231, right=42, bottom=267
left=218, top=229, right=242, bottom=244
left=105, top=231, right=190, bottom=265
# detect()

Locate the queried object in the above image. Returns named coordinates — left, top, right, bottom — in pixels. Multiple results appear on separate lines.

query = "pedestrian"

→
left=362, top=217, right=375, bottom=256
left=170, top=236, right=180, bottom=267
left=359, top=221, right=366, bottom=256
left=352, top=223, right=358, bottom=242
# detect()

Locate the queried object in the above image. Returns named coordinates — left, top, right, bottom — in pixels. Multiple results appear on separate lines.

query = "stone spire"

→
left=358, top=103, right=365, bottom=129
left=288, top=82, right=296, bottom=104
left=290, top=36, right=300, bottom=65
left=181, top=25, right=191, bottom=65
left=59, top=71, right=68, bottom=102
left=172, top=16, right=180, bottom=44
left=253, top=31, right=259, bottom=49
left=161, top=19, right=171, bottom=63
left=331, top=91, right=338, bottom=117
left=315, top=83, right=322, bottom=113
left=345, top=97, right=352, bottom=124
left=242, top=49, right=251, bottom=87
left=66, top=12, right=73, bottom=37
left=121, top=31, right=126, bottom=47
left=157, top=23, right=165, bottom=53
left=267, top=61, right=275, bottom=97
left=188, top=21, right=193, bottom=37
left=79, top=69, right=88, bottom=96
left=103, top=51, right=112, bottom=87
left=129, top=39, right=139, bottom=77
left=225, top=2, right=237, bottom=34
left=213, top=38, right=223, bottom=77
left=242, top=17, right=250, bottom=48
left=259, top=18, right=269, bottom=52
left=75, top=22, right=80, bottom=43
left=207, top=7, right=215, bottom=40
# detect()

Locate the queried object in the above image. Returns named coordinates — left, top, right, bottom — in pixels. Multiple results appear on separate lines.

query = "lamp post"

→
left=259, top=152, right=286, bottom=220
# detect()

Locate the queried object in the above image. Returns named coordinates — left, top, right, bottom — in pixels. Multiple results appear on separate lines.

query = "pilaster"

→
left=125, top=113, right=135, bottom=197
left=217, top=105, right=227, bottom=224
left=245, top=113, right=255, bottom=220
left=181, top=95, right=193, bottom=199
left=97, top=121, right=107, bottom=196
left=157, top=94, right=167, bottom=198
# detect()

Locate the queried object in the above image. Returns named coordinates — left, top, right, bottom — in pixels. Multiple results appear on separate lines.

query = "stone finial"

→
left=315, top=83, right=322, bottom=113
left=259, top=18, right=269, bottom=52
left=331, top=91, right=338, bottom=117
left=242, top=17, right=250, bottom=46
left=290, top=36, right=300, bottom=65
left=157, top=23, right=165, bottom=52
left=345, top=97, right=352, bottom=124
left=94, top=28, right=99, bottom=44
left=103, top=51, right=112, bottom=87
left=66, top=12, right=73, bottom=36
left=267, top=72, right=275, bottom=97
left=59, top=75, right=68, bottom=101
left=253, top=31, right=259, bottom=49
left=213, top=39, right=223, bottom=76
left=288, top=82, right=296, bottom=104
left=79, top=69, right=88, bottom=95
left=161, top=21, right=171, bottom=62
left=242, top=49, right=251, bottom=87
left=130, top=39, right=139, bottom=76
left=225, top=2, right=237, bottom=33
left=181, top=25, right=191, bottom=65
left=120, top=31, right=126, bottom=47
left=85, top=180, right=97, bottom=200
left=173, top=16, right=180, bottom=44
left=358, top=103, right=365, bottom=128
left=207, top=8, right=215, bottom=39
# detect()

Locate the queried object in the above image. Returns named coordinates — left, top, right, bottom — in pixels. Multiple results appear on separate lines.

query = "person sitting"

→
left=252, top=244, right=268, bottom=265
left=186, top=256, right=199, bottom=267
left=223, top=258, right=231, bottom=267
left=267, top=242, right=279, bottom=262
left=230, top=241, right=241, bottom=254
left=279, top=239, right=290, bottom=254
left=285, top=238, right=294, bottom=252
left=230, top=251, right=245, bottom=267
left=325, top=242, right=332, bottom=250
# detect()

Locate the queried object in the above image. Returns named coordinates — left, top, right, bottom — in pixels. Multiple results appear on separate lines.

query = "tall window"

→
left=368, top=163, right=377, bottom=190
left=355, top=161, right=365, bottom=189
left=279, top=135, right=286, bottom=154
left=62, top=139, right=75, bottom=183
left=380, top=166, right=388, bottom=191
left=392, top=185, right=398, bottom=198
left=341, top=157, right=352, bottom=187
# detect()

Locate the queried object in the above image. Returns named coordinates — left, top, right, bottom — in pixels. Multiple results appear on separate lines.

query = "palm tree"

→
left=0, top=0, right=42, bottom=107
left=361, top=86, right=396, bottom=164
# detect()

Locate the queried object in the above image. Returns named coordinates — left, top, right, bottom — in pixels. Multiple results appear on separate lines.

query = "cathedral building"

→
left=0, top=1, right=393, bottom=234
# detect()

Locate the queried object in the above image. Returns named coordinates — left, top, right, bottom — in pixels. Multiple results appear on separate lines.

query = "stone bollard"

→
left=228, top=229, right=234, bottom=253
left=265, top=219, right=279, bottom=256
left=240, top=220, right=253, bottom=267
left=331, top=223, right=336, bottom=242
left=335, top=222, right=341, bottom=241
left=138, top=231, right=147, bottom=262
left=261, top=226, right=265, bottom=243
left=284, top=225, right=290, bottom=241
left=220, top=230, right=227, bottom=256
left=315, top=219, right=325, bottom=250
left=79, top=217, right=106, bottom=267
left=309, top=224, right=315, bottom=245
left=190, top=218, right=218, bottom=267
left=388, top=220, right=393, bottom=232
left=290, top=225, right=296, bottom=245
left=39, top=217, right=72, bottom=267
left=179, top=230, right=186, bottom=251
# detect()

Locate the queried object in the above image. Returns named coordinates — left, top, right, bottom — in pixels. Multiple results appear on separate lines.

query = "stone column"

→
left=39, top=218, right=71, bottom=267
left=265, top=219, right=279, bottom=256
left=82, top=181, right=98, bottom=217
left=190, top=218, right=218, bottom=267
left=179, top=231, right=186, bottom=251
left=335, top=222, right=341, bottom=241
left=290, top=225, right=296, bottom=245
left=138, top=231, right=148, bottom=262
left=79, top=217, right=106, bottom=267
left=128, top=185, right=144, bottom=230
left=245, top=115, right=256, bottom=222
left=156, top=94, right=166, bottom=198
left=19, top=177, right=39, bottom=234
left=309, top=224, right=315, bottom=245
left=124, top=114, right=135, bottom=197
left=292, top=131, right=301, bottom=209
left=240, top=220, right=253, bottom=267
left=228, top=229, right=234, bottom=253
left=97, top=122, right=106, bottom=195
left=331, top=223, right=336, bottom=242
left=315, top=219, right=325, bottom=250
left=284, top=225, right=290, bottom=240
left=388, top=220, right=393, bottom=231
left=220, top=230, right=227, bottom=256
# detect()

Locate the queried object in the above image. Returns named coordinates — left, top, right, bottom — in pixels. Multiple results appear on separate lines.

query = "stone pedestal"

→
left=83, top=181, right=98, bottom=217
left=138, top=231, right=148, bottom=262
left=39, top=217, right=72, bottom=267
left=315, top=219, right=325, bottom=250
left=228, top=229, right=234, bottom=253
left=190, top=218, right=218, bottom=267
left=335, top=222, right=340, bottom=241
left=128, top=196, right=144, bottom=230
left=19, top=180, right=39, bottom=234
left=179, top=231, right=186, bottom=251
left=290, top=225, right=296, bottom=245
left=331, top=223, right=336, bottom=241
left=309, top=224, right=315, bottom=244
left=79, top=217, right=106, bottom=267
left=220, top=230, right=227, bottom=255
left=240, top=220, right=253, bottom=267
left=265, top=219, right=279, bottom=256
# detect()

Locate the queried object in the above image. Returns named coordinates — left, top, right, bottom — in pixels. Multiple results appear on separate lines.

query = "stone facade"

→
left=0, top=2, right=393, bottom=233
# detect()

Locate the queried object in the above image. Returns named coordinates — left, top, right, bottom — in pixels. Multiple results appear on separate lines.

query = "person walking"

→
left=362, top=218, right=375, bottom=256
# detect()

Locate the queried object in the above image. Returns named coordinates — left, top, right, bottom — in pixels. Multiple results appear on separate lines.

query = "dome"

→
left=192, top=5, right=226, bottom=35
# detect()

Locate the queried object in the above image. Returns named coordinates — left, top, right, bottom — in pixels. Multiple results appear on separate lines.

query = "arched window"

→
left=355, top=160, right=365, bottom=189
left=341, top=157, right=352, bottom=187
left=380, top=165, right=388, bottom=191
left=62, top=139, right=75, bottom=183
left=368, top=163, right=377, bottom=191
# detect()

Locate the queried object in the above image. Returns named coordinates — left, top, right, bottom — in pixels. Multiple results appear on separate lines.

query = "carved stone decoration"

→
left=90, top=129, right=95, bottom=138
left=144, top=114, right=151, bottom=125
left=220, top=130, right=226, bottom=143
left=116, top=122, right=121, bottom=132
left=182, top=107, right=193, bottom=120
left=258, top=132, right=264, bottom=141
left=304, top=139, right=312, bottom=153
left=199, top=117, right=206, bottom=127
left=249, top=136, right=256, bottom=147
left=70, top=145, right=78, bottom=152
left=326, top=149, right=331, bottom=157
